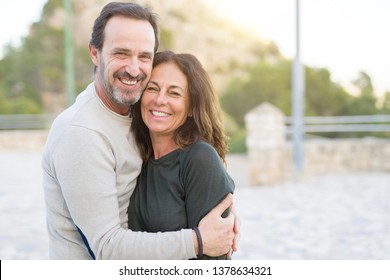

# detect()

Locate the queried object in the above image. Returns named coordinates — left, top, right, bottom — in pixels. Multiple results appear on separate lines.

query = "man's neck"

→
left=94, top=80, right=130, bottom=116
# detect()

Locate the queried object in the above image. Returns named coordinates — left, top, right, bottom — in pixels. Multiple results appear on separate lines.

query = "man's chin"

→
left=125, top=93, right=142, bottom=105
left=124, top=97, right=141, bottom=106
left=113, top=91, right=141, bottom=106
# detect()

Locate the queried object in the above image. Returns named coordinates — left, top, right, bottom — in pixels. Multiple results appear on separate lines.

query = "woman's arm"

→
left=181, top=141, right=236, bottom=259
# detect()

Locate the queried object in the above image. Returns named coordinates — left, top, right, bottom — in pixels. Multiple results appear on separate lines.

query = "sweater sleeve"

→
left=181, top=141, right=235, bottom=259
left=52, top=126, right=195, bottom=259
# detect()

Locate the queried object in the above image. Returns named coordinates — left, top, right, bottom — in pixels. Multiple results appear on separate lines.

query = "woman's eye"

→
left=146, top=87, right=158, bottom=92
left=170, top=91, right=180, bottom=97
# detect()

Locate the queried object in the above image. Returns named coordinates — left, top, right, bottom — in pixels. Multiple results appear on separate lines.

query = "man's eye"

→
left=115, top=53, right=127, bottom=59
left=140, top=55, right=152, bottom=62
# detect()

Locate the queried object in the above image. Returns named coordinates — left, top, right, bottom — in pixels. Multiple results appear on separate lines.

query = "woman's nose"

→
left=155, top=91, right=167, bottom=105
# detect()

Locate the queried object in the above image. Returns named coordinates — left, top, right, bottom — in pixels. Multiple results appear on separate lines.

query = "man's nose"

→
left=125, top=57, right=141, bottom=77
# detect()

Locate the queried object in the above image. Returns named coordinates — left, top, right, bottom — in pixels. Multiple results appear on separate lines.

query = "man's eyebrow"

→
left=140, top=51, right=154, bottom=58
left=112, top=47, right=131, bottom=54
left=112, top=48, right=153, bottom=57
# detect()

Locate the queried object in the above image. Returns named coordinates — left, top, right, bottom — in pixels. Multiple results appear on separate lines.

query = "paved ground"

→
left=227, top=155, right=390, bottom=259
left=1, top=151, right=389, bottom=260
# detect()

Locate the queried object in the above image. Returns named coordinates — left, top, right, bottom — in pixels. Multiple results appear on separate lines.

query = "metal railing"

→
left=1, top=113, right=390, bottom=132
left=0, top=114, right=56, bottom=130
left=285, top=115, right=390, bottom=133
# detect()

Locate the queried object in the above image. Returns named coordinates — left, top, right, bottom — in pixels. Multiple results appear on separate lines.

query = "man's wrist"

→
left=192, top=230, right=199, bottom=255
left=193, top=227, right=203, bottom=258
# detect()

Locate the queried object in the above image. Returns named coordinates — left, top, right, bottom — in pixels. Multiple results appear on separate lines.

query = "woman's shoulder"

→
left=180, top=140, right=220, bottom=167
left=185, top=140, right=217, bottom=157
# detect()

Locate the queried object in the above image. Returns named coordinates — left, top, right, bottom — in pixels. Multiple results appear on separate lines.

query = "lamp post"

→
left=292, top=0, right=305, bottom=179
left=63, top=0, right=75, bottom=107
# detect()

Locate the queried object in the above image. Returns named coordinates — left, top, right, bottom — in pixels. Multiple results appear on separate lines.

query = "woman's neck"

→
left=150, top=135, right=179, bottom=160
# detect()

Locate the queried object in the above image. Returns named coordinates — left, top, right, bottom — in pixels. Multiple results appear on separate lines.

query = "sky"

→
left=202, top=0, right=390, bottom=97
left=0, top=0, right=47, bottom=55
left=1, top=0, right=389, bottom=97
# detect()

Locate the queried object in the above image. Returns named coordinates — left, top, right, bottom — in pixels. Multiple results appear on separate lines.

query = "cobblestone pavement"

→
left=227, top=154, right=390, bottom=260
left=1, top=152, right=389, bottom=260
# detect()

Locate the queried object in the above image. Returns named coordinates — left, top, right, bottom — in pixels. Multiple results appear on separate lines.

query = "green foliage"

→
left=227, top=129, right=247, bottom=154
left=0, top=26, right=65, bottom=104
left=251, top=41, right=281, bottom=59
left=380, top=91, right=390, bottom=113
left=43, top=0, right=62, bottom=15
left=220, top=61, right=291, bottom=127
left=344, top=71, right=378, bottom=115
left=220, top=60, right=386, bottom=133
left=73, top=45, right=93, bottom=96
left=159, top=28, right=174, bottom=50
left=305, top=67, right=353, bottom=116
left=0, top=96, right=42, bottom=114
left=0, top=0, right=64, bottom=113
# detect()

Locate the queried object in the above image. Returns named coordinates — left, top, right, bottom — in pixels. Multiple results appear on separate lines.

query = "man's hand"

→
left=196, top=193, right=235, bottom=256
left=227, top=201, right=240, bottom=258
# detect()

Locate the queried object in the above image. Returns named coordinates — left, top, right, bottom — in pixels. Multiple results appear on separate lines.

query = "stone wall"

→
left=2, top=110, right=389, bottom=186
left=245, top=103, right=390, bottom=186
left=0, top=130, right=48, bottom=152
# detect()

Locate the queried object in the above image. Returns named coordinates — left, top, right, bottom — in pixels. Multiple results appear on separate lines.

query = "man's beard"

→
left=98, top=61, right=145, bottom=106
left=111, top=86, right=142, bottom=106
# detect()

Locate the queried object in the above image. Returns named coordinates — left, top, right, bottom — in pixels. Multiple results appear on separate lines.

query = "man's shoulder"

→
left=54, top=83, right=102, bottom=127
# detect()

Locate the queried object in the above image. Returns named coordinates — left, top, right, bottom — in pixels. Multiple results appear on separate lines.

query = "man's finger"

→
left=230, top=203, right=240, bottom=252
left=211, top=193, right=233, bottom=216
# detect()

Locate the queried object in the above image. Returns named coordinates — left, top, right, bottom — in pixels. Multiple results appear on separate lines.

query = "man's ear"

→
left=89, top=44, right=99, bottom=66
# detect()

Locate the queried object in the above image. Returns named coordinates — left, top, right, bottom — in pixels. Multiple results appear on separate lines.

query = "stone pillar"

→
left=245, top=102, right=287, bottom=185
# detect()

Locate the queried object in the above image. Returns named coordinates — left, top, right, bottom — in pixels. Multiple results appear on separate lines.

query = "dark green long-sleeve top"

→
left=128, top=140, right=235, bottom=259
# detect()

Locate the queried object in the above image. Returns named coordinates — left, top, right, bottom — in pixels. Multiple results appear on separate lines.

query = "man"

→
left=42, top=2, right=237, bottom=259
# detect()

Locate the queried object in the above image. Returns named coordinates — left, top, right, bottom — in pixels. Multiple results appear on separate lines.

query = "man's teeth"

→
left=121, top=78, right=137, bottom=85
left=151, top=110, right=169, bottom=117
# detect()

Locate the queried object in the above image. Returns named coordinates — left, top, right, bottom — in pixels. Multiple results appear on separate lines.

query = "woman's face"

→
left=141, top=62, right=191, bottom=139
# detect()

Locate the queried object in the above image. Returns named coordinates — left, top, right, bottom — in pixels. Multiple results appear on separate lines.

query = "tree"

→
left=220, top=60, right=359, bottom=127
left=381, top=91, right=390, bottom=113
left=344, top=71, right=378, bottom=115
left=305, top=67, right=353, bottom=116
left=220, top=61, right=291, bottom=127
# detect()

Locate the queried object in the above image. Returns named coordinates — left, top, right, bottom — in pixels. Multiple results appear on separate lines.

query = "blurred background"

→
left=0, top=0, right=389, bottom=260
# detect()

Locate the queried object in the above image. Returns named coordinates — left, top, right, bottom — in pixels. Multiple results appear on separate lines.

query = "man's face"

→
left=90, top=16, right=155, bottom=115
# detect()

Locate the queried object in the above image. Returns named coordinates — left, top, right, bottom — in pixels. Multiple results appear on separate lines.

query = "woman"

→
left=128, top=51, right=235, bottom=259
